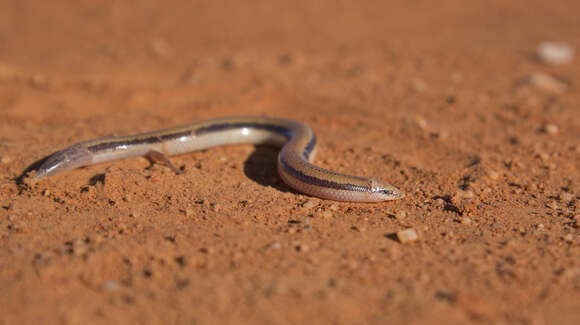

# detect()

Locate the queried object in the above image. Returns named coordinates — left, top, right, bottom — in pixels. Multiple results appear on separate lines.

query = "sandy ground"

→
left=1, top=1, right=579, bottom=324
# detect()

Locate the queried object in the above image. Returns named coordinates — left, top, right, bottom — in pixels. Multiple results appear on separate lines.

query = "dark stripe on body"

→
left=88, top=136, right=162, bottom=153
left=279, top=158, right=369, bottom=192
left=87, top=122, right=300, bottom=154
left=303, top=135, right=316, bottom=159
left=160, top=130, right=193, bottom=141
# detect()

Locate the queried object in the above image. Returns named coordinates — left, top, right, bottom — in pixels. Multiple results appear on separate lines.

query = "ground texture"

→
left=0, top=1, right=579, bottom=324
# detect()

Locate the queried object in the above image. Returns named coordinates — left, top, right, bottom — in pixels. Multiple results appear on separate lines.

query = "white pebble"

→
left=543, top=123, right=559, bottom=135
left=537, top=41, right=574, bottom=65
left=396, top=229, right=418, bottom=244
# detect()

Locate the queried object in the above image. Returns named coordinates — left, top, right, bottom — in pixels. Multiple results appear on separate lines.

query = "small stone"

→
left=527, top=183, right=538, bottom=192
left=395, top=210, right=407, bottom=220
left=269, top=242, right=281, bottom=250
left=461, top=190, right=475, bottom=200
left=295, top=244, right=309, bottom=252
left=103, top=281, right=120, bottom=290
left=460, top=217, right=473, bottom=225
left=543, top=123, right=559, bottom=135
left=322, top=211, right=333, bottom=218
left=536, top=223, right=544, bottom=230
left=396, top=229, right=418, bottom=244
left=546, top=201, right=559, bottom=210
left=537, top=41, right=574, bottom=65
left=351, top=226, right=361, bottom=232
left=329, top=204, right=339, bottom=211
left=210, top=203, right=220, bottom=212
left=434, top=198, right=445, bottom=208
left=42, top=190, right=50, bottom=196
left=302, top=200, right=316, bottom=210
left=536, top=152, right=550, bottom=161
left=528, top=73, right=567, bottom=93
left=563, top=234, right=574, bottom=243
left=559, top=192, right=573, bottom=202
left=0, top=156, right=11, bottom=164
left=416, top=117, right=428, bottom=130
left=487, top=170, right=499, bottom=180
left=199, top=247, right=213, bottom=254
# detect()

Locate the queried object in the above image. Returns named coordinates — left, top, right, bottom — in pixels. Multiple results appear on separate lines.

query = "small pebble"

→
left=536, top=223, right=544, bottom=230
left=537, top=41, right=574, bottom=65
left=546, top=201, right=559, bottom=210
left=527, top=183, right=538, bottom=191
left=528, top=73, right=567, bottom=93
left=415, top=117, right=428, bottom=129
left=322, top=211, right=333, bottom=218
left=563, top=234, right=574, bottom=243
left=458, top=190, right=475, bottom=200
left=559, top=192, right=573, bottom=202
left=487, top=170, right=499, bottom=180
left=0, top=156, right=11, bottom=164
left=396, top=229, right=418, bottom=244
left=302, top=200, right=316, bottom=210
left=103, top=281, right=120, bottom=291
left=395, top=210, right=407, bottom=220
left=460, top=217, right=473, bottom=225
left=434, top=198, right=445, bottom=208
left=536, top=152, right=550, bottom=161
left=543, top=123, right=559, bottom=135
left=329, top=204, right=339, bottom=211
left=295, top=244, right=309, bottom=252
left=269, top=242, right=281, bottom=250
left=210, top=203, right=220, bottom=212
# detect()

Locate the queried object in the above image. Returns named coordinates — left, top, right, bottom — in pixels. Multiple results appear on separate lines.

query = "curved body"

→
left=33, top=117, right=404, bottom=202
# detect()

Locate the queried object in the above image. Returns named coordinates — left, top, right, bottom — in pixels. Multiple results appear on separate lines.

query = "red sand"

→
left=1, top=1, right=578, bottom=324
